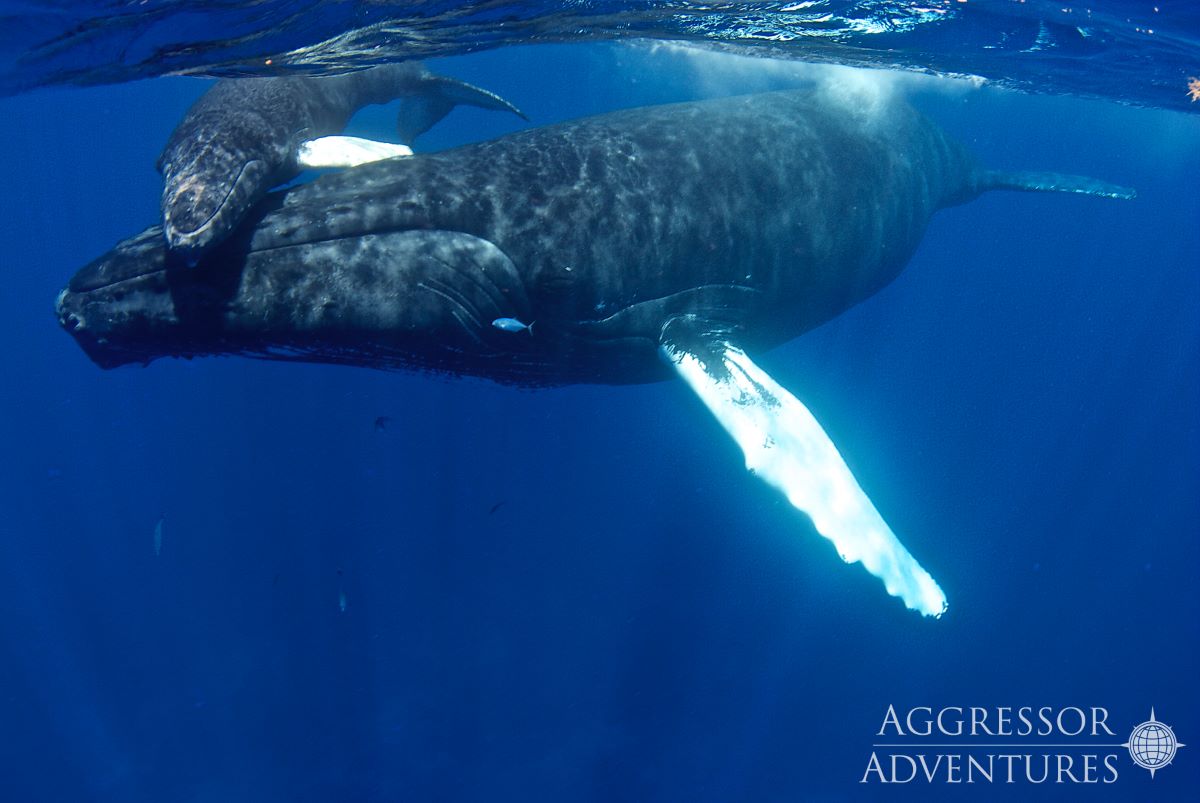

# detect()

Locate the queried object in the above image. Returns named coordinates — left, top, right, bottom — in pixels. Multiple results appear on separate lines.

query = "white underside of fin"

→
left=296, top=136, right=413, bottom=169
left=664, top=340, right=947, bottom=618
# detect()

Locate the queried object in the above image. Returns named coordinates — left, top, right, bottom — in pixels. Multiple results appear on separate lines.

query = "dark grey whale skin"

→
left=61, top=90, right=1130, bottom=386
left=158, top=63, right=525, bottom=256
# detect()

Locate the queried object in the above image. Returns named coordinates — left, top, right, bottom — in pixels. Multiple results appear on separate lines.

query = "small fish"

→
left=374, top=415, right=392, bottom=432
left=153, top=514, right=165, bottom=557
left=492, top=317, right=534, bottom=335
left=488, top=500, right=506, bottom=515
left=336, top=567, right=346, bottom=613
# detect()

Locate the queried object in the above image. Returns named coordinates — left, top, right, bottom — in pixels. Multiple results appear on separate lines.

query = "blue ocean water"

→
left=3, top=1, right=1199, bottom=114
left=0, top=22, right=1197, bottom=803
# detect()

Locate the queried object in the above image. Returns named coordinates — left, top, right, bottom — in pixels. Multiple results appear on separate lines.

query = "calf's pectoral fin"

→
left=659, top=315, right=948, bottom=618
left=296, top=136, right=414, bottom=169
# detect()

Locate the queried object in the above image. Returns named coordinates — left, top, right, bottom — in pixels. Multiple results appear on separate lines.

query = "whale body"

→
left=58, top=89, right=1131, bottom=616
left=158, top=62, right=525, bottom=256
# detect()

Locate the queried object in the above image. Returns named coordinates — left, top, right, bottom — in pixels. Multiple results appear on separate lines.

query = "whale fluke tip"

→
left=397, top=76, right=527, bottom=144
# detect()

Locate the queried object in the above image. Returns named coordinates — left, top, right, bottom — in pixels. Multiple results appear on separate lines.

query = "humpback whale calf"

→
left=58, top=89, right=1132, bottom=616
left=158, top=62, right=526, bottom=256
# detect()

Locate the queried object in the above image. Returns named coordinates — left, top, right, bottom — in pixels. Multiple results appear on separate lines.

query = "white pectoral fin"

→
left=661, top=324, right=947, bottom=617
left=296, top=136, right=413, bottom=169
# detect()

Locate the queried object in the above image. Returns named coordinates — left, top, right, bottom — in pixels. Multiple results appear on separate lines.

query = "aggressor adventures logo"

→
left=861, top=706, right=1185, bottom=785
left=1124, top=709, right=1184, bottom=778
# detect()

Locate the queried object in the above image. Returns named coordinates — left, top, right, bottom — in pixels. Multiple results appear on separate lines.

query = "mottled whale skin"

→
left=158, top=62, right=525, bottom=256
left=58, top=89, right=1131, bottom=616
left=66, top=89, right=1126, bottom=384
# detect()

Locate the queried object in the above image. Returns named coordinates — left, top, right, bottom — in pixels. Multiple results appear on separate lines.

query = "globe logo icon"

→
left=1124, top=709, right=1184, bottom=778
left=1132, top=725, right=1173, bottom=766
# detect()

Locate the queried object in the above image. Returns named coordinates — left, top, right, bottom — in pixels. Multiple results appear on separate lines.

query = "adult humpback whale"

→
left=57, top=89, right=1131, bottom=616
left=158, top=62, right=526, bottom=256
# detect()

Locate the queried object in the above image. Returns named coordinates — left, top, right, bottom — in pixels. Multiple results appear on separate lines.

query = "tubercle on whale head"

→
left=56, top=282, right=169, bottom=370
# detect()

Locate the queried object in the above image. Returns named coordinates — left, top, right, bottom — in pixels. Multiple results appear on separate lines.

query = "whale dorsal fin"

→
left=659, top=316, right=948, bottom=618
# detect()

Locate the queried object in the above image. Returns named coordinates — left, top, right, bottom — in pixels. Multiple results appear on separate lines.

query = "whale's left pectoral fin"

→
left=296, top=136, right=414, bottom=169
left=659, top=317, right=948, bottom=618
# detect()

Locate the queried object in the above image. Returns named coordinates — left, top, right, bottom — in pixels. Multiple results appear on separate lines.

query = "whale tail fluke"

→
left=397, top=77, right=528, bottom=145
left=981, top=170, right=1135, bottom=201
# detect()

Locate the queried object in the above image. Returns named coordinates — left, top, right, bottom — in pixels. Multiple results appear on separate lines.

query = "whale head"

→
left=55, top=226, right=238, bottom=369
left=157, top=107, right=287, bottom=256
left=54, top=225, right=575, bottom=383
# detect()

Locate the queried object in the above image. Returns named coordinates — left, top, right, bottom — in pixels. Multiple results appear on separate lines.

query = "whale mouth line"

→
left=71, top=270, right=163, bottom=294
left=73, top=223, right=503, bottom=297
